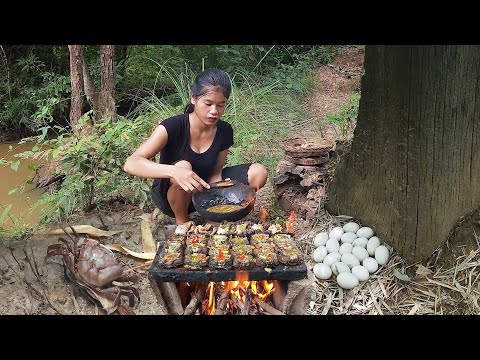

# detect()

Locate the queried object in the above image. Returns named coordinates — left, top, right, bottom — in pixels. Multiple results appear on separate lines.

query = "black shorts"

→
left=151, top=163, right=252, bottom=218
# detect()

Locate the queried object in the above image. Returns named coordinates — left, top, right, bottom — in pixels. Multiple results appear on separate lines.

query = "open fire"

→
left=205, top=273, right=275, bottom=315
left=176, top=274, right=278, bottom=315
left=148, top=210, right=310, bottom=315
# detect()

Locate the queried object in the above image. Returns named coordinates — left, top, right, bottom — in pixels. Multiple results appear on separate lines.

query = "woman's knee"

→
left=247, top=163, right=268, bottom=189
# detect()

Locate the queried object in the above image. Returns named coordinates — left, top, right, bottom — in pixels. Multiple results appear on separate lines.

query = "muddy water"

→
left=0, top=142, right=45, bottom=230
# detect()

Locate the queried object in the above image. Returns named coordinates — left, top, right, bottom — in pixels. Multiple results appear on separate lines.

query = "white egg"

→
left=331, top=261, right=351, bottom=276
left=312, top=246, right=328, bottom=263
left=325, top=238, right=340, bottom=253
left=366, top=236, right=381, bottom=256
left=351, top=246, right=369, bottom=262
left=351, top=265, right=370, bottom=281
left=343, top=222, right=360, bottom=233
left=352, top=237, right=368, bottom=248
left=339, top=243, right=353, bottom=255
left=341, top=253, right=360, bottom=268
left=323, top=252, right=341, bottom=267
left=340, top=232, right=357, bottom=244
left=375, top=245, right=390, bottom=265
left=336, top=272, right=359, bottom=289
left=356, top=227, right=374, bottom=239
left=314, top=232, right=329, bottom=247
left=313, top=263, right=332, bottom=280
left=329, top=226, right=344, bottom=240
left=362, top=257, right=379, bottom=273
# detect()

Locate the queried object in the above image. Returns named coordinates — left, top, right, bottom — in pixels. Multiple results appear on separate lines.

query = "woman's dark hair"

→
left=183, top=68, right=232, bottom=114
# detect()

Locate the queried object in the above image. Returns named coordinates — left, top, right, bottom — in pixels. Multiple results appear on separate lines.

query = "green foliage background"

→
left=0, top=45, right=347, bottom=232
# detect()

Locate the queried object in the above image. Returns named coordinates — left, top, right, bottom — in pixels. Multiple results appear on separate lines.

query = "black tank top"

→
left=157, top=113, right=234, bottom=182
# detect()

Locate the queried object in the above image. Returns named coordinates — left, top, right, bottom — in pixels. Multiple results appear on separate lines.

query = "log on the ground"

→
left=277, top=275, right=313, bottom=315
left=157, top=281, right=184, bottom=315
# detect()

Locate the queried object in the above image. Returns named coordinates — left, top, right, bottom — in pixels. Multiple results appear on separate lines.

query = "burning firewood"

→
left=183, top=283, right=208, bottom=315
left=241, top=288, right=252, bottom=315
left=214, top=289, right=230, bottom=315
left=254, top=298, right=285, bottom=315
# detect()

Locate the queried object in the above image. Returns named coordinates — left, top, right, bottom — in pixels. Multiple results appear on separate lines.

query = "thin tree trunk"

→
left=98, top=45, right=117, bottom=121
left=325, top=45, right=480, bottom=264
left=68, top=45, right=84, bottom=132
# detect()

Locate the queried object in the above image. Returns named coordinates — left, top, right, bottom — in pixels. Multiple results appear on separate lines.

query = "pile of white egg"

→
left=311, top=222, right=390, bottom=289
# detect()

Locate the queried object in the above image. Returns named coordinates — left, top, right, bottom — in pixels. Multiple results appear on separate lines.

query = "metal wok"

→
left=192, top=179, right=255, bottom=223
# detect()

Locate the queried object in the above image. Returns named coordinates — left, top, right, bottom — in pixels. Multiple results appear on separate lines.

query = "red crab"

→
left=45, top=229, right=140, bottom=315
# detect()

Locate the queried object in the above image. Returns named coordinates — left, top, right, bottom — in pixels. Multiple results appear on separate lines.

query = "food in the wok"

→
left=212, top=178, right=234, bottom=187
left=207, top=204, right=244, bottom=213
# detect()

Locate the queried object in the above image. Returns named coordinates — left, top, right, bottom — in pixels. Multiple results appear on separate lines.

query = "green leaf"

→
left=8, top=188, right=18, bottom=195
left=10, top=161, right=20, bottom=171
left=0, top=204, right=13, bottom=225
left=52, top=147, right=60, bottom=159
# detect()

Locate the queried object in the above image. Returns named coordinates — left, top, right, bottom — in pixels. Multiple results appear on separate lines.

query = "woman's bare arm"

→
left=123, top=125, right=210, bottom=192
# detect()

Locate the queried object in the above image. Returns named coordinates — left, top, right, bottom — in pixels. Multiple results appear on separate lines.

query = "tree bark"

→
left=68, top=45, right=84, bottom=132
left=78, top=45, right=117, bottom=122
left=98, top=45, right=117, bottom=121
left=80, top=47, right=96, bottom=106
left=325, top=45, right=480, bottom=264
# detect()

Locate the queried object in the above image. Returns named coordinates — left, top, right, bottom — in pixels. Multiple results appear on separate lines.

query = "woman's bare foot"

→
left=174, top=220, right=194, bottom=235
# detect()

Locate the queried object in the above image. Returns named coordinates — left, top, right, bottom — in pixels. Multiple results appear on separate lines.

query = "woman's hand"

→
left=172, top=167, right=210, bottom=193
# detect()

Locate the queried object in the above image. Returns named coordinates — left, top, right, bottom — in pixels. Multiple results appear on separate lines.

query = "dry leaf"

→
left=408, top=303, right=420, bottom=315
left=393, top=269, right=411, bottom=283
left=41, top=225, right=122, bottom=237
left=140, top=219, right=156, bottom=254
left=416, top=264, right=433, bottom=276
left=137, top=213, right=152, bottom=222
left=105, top=244, right=155, bottom=260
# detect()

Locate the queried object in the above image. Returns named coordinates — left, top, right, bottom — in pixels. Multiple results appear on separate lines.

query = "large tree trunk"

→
left=325, top=45, right=480, bottom=264
left=68, top=45, right=84, bottom=132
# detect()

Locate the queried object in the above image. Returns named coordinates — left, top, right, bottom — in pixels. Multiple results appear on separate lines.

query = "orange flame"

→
left=285, top=210, right=297, bottom=232
left=207, top=282, right=216, bottom=315
left=205, top=271, right=276, bottom=314
left=288, top=210, right=297, bottom=222
left=260, top=207, right=268, bottom=222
